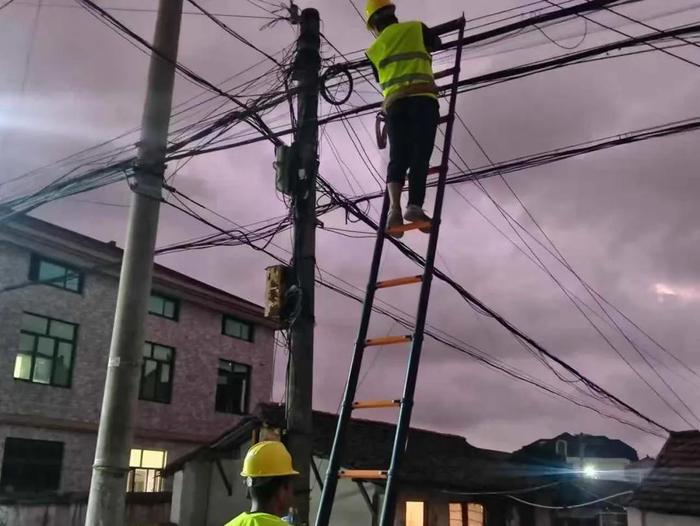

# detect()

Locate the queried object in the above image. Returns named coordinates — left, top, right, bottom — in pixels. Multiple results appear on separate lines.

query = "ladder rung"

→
left=353, top=399, right=401, bottom=410
left=376, top=275, right=422, bottom=289
left=438, top=114, right=452, bottom=125
left=427, top=165, right=444, bottom=175
left=339, top=470, right=388, bottom=480
left=365, top=335, right=412, bottom=347
left=386, top=221, right=432, bottom=235
left=435, top=67, right=458, bottom=80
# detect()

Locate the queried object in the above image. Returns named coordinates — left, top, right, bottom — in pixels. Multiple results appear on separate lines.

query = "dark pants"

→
left=386, top=96, right=440, bottom=208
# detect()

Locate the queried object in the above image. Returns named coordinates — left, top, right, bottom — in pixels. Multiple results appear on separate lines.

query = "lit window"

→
left=222, top=315, right=254, bottom=342
left=450, top=503, right=464, bottom=526
left=0, top=437, right=63, bottom=492
left=215, top=360, right=250, bottom=414
left=14, top=312, right=77, bottom=388
left=468, top=503, right=484, bottom=526
left=127, top=449, right=167, bottom=492
left=139, top=342, right=175, bottom=404
left=406, top=501, right=425, bottom=526
left=149, top=293, right=179, bottom=321
left=29, top=254, right=83, bottom=293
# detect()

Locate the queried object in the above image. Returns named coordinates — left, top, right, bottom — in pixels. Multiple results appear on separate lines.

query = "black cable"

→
left=0, top=0, right=16, bottom=9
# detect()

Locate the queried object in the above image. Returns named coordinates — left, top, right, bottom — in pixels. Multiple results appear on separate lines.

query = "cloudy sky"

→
left=2, top=0, right=700, bottom=458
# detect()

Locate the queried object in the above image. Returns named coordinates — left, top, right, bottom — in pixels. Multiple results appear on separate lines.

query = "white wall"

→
left=629, top=508, right=700, bottom=526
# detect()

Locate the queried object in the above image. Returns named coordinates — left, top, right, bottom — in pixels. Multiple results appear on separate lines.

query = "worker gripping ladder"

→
left=315, top=16, right=467, bottom=526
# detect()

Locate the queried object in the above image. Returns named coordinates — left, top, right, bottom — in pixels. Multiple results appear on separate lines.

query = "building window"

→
left=406, top=502, right=425, bottom=526
left=29, top=254, right=83, bottom=293
left=556, top=439, right=568, bottom=457
left=0, top=437, right=63, bottom=492
left=127, top=449, right=167, bottom=492
left=215, top=360, right=250, bottom=414
left=149, top=293, right=179, bottom=321
left=222, top=315, right=254, bottom=342
left=13, top=312, right=77, bottom=388
left=139, top=342, right=174, bottom=404
left=467, top=503, right=484, bottom=526
left=449, top=503, right=464, bottom=526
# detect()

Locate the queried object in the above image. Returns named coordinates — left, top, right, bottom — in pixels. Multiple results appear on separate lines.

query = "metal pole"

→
left=84, top=2, right=182, bottom=525
left=287, top=8, right=321, bottom=526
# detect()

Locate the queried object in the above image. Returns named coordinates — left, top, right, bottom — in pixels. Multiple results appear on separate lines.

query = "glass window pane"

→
left=160, top=364, right=170, bottom=383
left=38, top=261, right=66, bottom=283
left=149, top=295, right=165, bottom=315
left=19, top=333, right=35, bottom=353
left=406, top=502, right=424, bottom=526
left=143, top=343, right=153, bottom=358
left=163, top=301, right=175, bottom=319
left=32, top=357, right=52, bottom=384
left=132, top=468, right=147, bottom=492
left=141, top=361, right=157, bottom=399
left=219, top=359, right=233, bottom=373
left=36, top=337, right=54, bottom=357
left=233, top=363, right=248, bottom=373
left=49, top=321, right=75, bottom=340
left=53, top=342, right=73, bottom=386
left=22, top=314, right=48, bottom=334
left=449, top=504, right=463, bottom=526
left=240, top=324, right=250, bottom=341
left=65, top=273, right=81, bottom=291
left=14, top=354, right=32, bottom=380
left=152, top=345, right=171, bottom=362
left=141, top=450, right=165, bottom=469
left=129, top=449, right=142, bottom=468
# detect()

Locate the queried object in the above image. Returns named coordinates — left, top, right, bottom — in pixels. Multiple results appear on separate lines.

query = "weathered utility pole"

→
left=84, top=1, right=182, bottom=525
left=287, top=7, right=321, bottom=526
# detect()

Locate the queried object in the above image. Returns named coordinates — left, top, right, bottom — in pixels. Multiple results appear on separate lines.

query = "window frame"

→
left=405, top=501, right=427, bottom=526
left=148, top=292, right=180, bottom=321
left=221, top=314, right=255, bottom=342
left=14, top=312, right=78, bottom=388
left=127, top=448, right=167, bottom=493
left=215, top=359, right=251, bottom=415
left=0, top=437, right=64, bottom=493
left=28, top=253, right=84, bottom=294
left=139, top=342, right=175, bottom=404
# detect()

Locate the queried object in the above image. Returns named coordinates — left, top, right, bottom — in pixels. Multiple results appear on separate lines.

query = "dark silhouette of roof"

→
left=629, top=430, right=700, bottom=516
left=165, top=403, right=547, bottom=491
left=514, top=432, right=638, bottom=463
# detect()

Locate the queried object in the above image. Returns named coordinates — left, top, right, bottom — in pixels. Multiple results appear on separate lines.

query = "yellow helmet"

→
left=240, top=441, right=299, bottom=478
left=365, top=0, right=396, bottom=30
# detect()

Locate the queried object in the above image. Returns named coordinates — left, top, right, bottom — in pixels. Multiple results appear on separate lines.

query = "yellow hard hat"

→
left=365, top=0, right=396, bottom=30
left=240, top=441, right=300, bottom=478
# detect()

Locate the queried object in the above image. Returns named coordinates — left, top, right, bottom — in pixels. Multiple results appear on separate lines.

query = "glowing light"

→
left=583, top=465, right=598, bottom=478
left=654, top=283, right=700, bottom=302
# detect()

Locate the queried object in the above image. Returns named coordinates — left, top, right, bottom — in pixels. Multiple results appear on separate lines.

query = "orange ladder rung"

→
left=365, top=335, right=412, bottom=347
left=386, top=221, right=432, bottom=236
left=353, top=399, right=401, bottom=410
left=376, top=275, right=422, bottom=290
left=339, top=469, right=388, bottom=480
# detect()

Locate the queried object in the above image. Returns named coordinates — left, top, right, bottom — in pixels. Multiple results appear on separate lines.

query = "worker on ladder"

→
left=225, top=441, right=299, bottom=526
left=365, top=0, right=442, bottom=238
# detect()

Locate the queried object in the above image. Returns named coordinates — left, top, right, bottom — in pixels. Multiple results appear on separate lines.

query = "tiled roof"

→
left=628, top=431, right=700, bottom=516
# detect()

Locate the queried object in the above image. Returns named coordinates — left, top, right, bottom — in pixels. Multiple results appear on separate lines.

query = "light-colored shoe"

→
left=404, top=205, right=432, bottom=233
left=386, top=208, right=404, bottom=238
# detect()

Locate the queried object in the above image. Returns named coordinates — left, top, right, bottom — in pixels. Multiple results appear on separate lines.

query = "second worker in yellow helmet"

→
left=365, top=0, right=442, bottom=237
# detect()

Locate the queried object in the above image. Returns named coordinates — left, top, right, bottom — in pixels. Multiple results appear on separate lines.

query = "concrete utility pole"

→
left=85, top=1, right=182, bottom=525
left=287, top=8, right=321, bottom=526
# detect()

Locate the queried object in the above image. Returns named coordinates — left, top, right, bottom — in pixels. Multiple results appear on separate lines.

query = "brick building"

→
left=0, top=214, right=276, bottom=496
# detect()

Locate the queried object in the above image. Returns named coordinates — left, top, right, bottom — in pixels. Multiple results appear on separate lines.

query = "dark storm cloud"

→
left=2, top=0, right=700, bottom=459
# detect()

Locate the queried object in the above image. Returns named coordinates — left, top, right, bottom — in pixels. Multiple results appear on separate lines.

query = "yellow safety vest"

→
left=366, top=21, right=437, bottom=107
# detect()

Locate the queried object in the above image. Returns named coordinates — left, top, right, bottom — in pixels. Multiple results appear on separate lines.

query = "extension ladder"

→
left=314, top=16, right=467, bottom=526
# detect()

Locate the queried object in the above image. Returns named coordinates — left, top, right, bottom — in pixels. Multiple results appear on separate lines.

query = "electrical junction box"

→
left=274, top=143, right=298, bottom=196
left=265, top=265, right=291, bottom=320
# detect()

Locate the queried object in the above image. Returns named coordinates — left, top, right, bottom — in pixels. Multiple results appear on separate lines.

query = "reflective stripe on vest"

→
left=366, top=21, right=436, bottom=100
